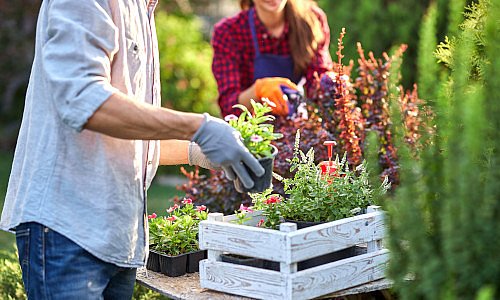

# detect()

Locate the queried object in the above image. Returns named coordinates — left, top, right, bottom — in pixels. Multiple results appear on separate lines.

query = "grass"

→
left=0, top=151, right=15, bottom=252
left=147, top=176, right=183, bottom=216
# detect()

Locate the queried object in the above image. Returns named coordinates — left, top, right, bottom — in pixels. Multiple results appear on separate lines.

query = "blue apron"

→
left=249, top=9, right=302, bottom=83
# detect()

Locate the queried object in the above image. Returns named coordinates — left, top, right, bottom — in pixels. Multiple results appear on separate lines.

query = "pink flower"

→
left=239, top=204, right=253, bottom=213
left=167, top=204, right=179, bottom=213
left=148, top=213, right=157, bottom=219
left=250, top=135, right=263, bottom=143
left=182, top=198, right=193, bottom=205
left=257, top=219, right=265, bottom=227
left=264, top=196, right=281, bottom=205
left=224, top=114, right=238, bottom=122
left=196, top=205, right=207, bottom=212
left=166, top=215, right=177, bottom=222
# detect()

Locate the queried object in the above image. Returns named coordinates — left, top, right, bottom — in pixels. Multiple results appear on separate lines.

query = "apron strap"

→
left=248, top=9, right=260, bottom=56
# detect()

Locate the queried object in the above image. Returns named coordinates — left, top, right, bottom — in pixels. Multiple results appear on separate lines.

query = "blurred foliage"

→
left=0, top=250, right=25, bottom=300
left=0, top=151, right=15, bottom=250
left=317, top=0, right=474, bottom=88
left=133, top=284, right=170, bottom=300
left=387, top=0, right=500, bottom=298
left=0, top=1, right=39, bottom=150
left=155, top=11, right=219, bottom=116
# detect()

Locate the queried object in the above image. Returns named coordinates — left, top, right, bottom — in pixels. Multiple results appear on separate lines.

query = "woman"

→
left=212, top=0, right=333, bottom=117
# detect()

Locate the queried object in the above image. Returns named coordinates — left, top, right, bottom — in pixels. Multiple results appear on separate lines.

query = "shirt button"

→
left=147, top=161, right=152, bottom=165
left=262, top=33, right=268, bottom=39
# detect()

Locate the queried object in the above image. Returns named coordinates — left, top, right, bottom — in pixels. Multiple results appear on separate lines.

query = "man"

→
left=0, top=0, right=263, bottom=299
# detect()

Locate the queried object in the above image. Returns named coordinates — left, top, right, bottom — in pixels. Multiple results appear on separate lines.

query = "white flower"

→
left=250, top=135, right=263, bottom=143
left=224, top=114, right=238, bottom=122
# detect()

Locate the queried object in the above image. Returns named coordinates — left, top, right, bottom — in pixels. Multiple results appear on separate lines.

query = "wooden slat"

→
left=200, top=260, right=287, bottom=300
left=288, top=212, right=385, bottom=263
left=199, top=250, right=389, bottom=300
left=199, top=221, right=287, bottom=261
left=318, top=278, right=393, bottom=299
left=290, top=249, right=389, bottom=300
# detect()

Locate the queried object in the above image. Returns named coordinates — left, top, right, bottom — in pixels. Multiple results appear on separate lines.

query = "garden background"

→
left=1, top=0, right=498, bottom=299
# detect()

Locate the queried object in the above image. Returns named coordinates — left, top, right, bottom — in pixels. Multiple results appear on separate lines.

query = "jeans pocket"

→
left=15, top=227, right=30, bottom=290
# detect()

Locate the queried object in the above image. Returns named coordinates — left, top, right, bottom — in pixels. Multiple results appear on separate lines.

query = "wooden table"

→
left=136, top=268, right=393, bottom=300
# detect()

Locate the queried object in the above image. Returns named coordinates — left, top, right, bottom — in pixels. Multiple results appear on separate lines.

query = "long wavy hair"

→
left=240, top=0, right=324, bottom=75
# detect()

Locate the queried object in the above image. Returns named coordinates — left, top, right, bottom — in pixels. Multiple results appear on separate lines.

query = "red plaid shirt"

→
left=211, top=6, right=333, bottom=116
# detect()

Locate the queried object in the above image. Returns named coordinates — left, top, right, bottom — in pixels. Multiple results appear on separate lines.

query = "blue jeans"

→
left=15, top=222, right=137, bottom=300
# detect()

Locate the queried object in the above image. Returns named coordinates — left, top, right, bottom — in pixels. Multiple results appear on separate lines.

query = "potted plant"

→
left=148, top=198, right=208, bottom=276
left=224, top=99, right=283, bottom=193
left=275, top=130, right=390, bottom=225
left=249, top=130, right=390, bottom=270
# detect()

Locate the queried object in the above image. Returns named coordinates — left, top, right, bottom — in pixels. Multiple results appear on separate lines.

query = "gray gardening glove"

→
left=192, top=113, right=265, bottom=189
left=188, top=142, right=222, bottom=170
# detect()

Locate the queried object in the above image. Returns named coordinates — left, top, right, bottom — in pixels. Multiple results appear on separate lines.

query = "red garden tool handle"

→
left=319, top=141, right=337, bottom=175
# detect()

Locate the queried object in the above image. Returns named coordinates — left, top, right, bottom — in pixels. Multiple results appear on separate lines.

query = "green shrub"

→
left=133, top=284, right=169, bottom=300
left=387, top=0, right=500, bottom=298
left=318, top=0, right=430, bottom=86
left=0, top=250, right=25, bottom=300
left=155, top=12, right=219, bottom=116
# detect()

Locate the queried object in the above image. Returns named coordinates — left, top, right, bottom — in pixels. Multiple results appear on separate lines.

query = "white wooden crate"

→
left=199, top=206, right=388, bottom=300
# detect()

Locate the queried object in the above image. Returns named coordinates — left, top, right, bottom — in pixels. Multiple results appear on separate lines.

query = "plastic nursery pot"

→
left=243, top=145, right=278, bottom=193
left=284, top=219, right=323, bottom=230
left=297, top=247, right=357, bottom=271
left=158, top=252, right=188, bottom=277
left=220, top=253, right=265, bottom=269
left=186, top=250, right=207, bottom=273
left=146, top=250, right=161, bottom=273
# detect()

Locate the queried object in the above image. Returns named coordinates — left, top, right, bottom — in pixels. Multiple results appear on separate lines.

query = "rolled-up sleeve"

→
left=42, top=0, right=119, bottom=131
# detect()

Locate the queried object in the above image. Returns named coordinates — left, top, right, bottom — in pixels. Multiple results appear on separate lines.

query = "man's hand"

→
left=192, top=114, right=264, bottom=189
left=255, top=77, right=298, bottom=116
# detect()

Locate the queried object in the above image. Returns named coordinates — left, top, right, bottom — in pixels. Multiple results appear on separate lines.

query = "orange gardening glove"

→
left=254, top=77, right=298, bottom=116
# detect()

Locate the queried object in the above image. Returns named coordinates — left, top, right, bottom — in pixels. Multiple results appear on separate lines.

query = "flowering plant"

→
left=250, top=189, right=283, bottom=230
left=229, top=189, right=283, bottom=230
left=232, top=204, right=254, bottom=225
left=275, top=130, right=390, bottom=223
left=224, top=99, right=283, bottom=159
left=148, top=198, right=208, bottom=256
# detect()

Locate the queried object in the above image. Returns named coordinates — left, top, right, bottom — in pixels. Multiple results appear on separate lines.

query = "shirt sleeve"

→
left=42, top=0, right=119, bottom=131
left=305, top=6, right=334, bottom=97
left=211, top=21, right=243, bottom=117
